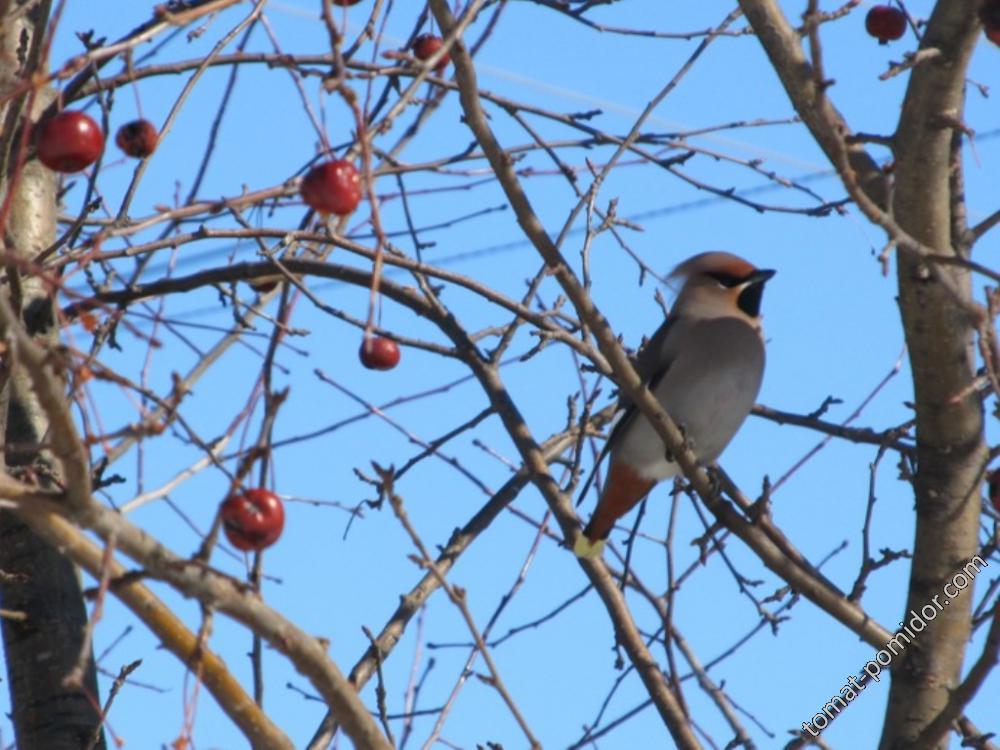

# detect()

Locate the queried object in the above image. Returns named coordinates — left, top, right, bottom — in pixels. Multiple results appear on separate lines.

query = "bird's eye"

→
left=705, top=271, right=743, bottom=288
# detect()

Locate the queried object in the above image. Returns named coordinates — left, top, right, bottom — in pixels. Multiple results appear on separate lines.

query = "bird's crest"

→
left=668, top=252, right=758, bottom=286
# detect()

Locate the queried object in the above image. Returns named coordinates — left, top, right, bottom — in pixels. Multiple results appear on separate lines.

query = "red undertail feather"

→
left=582, top=459, right=655, bottom=544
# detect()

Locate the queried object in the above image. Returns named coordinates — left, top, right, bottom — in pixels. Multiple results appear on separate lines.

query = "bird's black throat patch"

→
left=737, top=282, right=766, bottom=317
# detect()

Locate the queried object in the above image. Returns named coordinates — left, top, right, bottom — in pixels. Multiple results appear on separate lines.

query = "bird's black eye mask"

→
left=706, top=271, right=745, bottom=288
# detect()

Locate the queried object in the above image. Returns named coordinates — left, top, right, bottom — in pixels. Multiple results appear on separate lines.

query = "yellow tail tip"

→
left=574, top=535, right=606, bottom=559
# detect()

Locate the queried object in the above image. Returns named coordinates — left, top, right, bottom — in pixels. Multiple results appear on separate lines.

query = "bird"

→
left=574, top=252, right=775, bottom=559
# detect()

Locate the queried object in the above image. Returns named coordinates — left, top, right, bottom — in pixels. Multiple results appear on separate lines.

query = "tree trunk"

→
left=732, top=2, right=985, bottom=746
left=0, top=1, right=106, bottom=747
left=880, top=5, right=986, bottom=748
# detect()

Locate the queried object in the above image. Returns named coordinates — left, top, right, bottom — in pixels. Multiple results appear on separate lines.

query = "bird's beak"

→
left=746, top=268, right=776, bottom=285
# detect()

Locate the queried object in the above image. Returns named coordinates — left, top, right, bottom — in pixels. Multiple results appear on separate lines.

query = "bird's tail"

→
left=574, top=459, right=654, bottom=558
left=573, top=534, right=606, bottom=559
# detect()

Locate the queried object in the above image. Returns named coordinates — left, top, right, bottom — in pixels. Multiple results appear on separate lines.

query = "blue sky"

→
left=3, top=1, right=998, bottom=748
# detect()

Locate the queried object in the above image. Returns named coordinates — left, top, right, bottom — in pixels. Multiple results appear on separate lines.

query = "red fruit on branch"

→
left=249, top=277, right=280, bottom=293
left=413, top=34, right=450, bottom=74
left=221, top=489, right=285, bottom=552
left=300, top=159, right=361, bottom=215
left=989, top=469, right=1000, bottom=514
left=359, top=336, right=401, bottom=370
left=115, top=119, right=158, bottom=158
left=35, top=111, right=104, bottom=173
left=981, top=0, right=1000, bottom=45
left=865, top=5, right=906, bottom=44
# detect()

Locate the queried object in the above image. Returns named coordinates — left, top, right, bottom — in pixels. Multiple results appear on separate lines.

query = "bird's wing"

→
left=623, top=314, right=683, bottom=410
left=576, top=316, right=685, bottom=506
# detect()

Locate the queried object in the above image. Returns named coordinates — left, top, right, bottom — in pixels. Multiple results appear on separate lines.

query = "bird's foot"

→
left=705, top=465, right=724, bottom=496
left=664, top=422, right=695, bottom=464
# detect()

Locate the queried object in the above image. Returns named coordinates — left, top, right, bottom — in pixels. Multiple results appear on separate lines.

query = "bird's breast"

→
left=614, top=316, right=765, bottom=476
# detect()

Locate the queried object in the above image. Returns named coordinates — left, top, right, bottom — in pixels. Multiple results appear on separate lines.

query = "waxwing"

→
left=575, top=252, right=775, bottom=558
